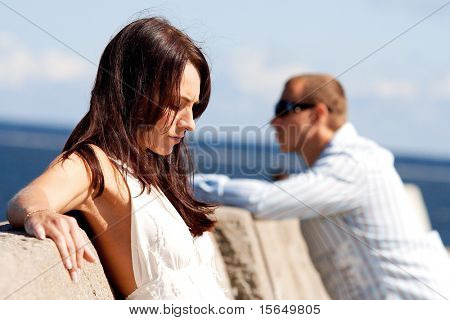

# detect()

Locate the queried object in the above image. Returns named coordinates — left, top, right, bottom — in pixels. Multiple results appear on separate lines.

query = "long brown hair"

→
left=60, top=17, right=216, bottom=236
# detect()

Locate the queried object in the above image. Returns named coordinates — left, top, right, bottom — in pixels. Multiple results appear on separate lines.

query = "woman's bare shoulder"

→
left=18, top=144, right=116, bottom=215
left=85, top=144, right=130, bottom=203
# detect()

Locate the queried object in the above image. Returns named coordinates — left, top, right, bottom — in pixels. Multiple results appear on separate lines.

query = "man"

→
left=194, top=74, right=450, bottom=299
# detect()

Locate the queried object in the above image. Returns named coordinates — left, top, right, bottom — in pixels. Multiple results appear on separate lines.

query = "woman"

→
left=7, top=17, right=227, bottom=300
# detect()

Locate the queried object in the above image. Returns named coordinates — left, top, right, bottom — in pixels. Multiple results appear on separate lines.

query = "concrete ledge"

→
left=0, top=207, right=330, bottom=300
left=0, top=183, right=442, bottom=300
left=404, top=184, right=432, bottom=232
left=213, top=207, right=274, bottom=299
left=254, top=219, right=329, bottom=299
left=0, top=222, right=114, bottom=300
left=212, top=207, right=329, bottom=299
left=210, top=234, right=234, bottom=299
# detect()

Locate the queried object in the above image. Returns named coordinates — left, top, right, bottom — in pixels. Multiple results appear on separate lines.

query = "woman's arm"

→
left=7, top=150, right=98, bottom=282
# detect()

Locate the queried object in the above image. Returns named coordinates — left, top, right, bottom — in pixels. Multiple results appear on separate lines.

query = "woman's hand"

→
left=24, top=210, right=97, bottom=282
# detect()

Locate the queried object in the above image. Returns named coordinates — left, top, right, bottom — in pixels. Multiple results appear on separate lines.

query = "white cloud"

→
left=0, top=32, right=90, bottom=88
left=347, top=77, right=419, bottom=100
left=349, top=76, right=450, bottom=101
left=372, top=79, right=418, bottom=100
left=225, top=50, right=422, bottom=103
left=430, top=75, right=450, bottom=100
left=226, top=47, right=311, bottom=101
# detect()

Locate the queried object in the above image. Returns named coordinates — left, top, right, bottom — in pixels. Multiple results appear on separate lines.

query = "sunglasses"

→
left=274, top=100, right=316, bottom=118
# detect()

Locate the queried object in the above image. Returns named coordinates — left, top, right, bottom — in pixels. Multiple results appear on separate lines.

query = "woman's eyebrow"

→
left=181, top=95, right=199, bottom=104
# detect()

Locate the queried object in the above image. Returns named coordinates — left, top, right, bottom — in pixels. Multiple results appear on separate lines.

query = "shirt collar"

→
left=311, top=122, right=358, bottom=165
left=328, top=122, right=358, bottom=147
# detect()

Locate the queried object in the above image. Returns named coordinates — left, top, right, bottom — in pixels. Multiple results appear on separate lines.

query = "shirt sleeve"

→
left=193, top=152, right=364, bottom=220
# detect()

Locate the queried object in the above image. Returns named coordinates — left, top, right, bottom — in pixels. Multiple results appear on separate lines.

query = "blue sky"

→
left=1, top=0, right=449, bottom=157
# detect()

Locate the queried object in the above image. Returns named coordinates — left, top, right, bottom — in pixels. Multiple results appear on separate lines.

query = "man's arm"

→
left=194, top=153, right=363, bottom=220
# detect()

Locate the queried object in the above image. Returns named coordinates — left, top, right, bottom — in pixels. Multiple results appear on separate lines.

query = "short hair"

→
left=285, top=74, right=347, bottom=130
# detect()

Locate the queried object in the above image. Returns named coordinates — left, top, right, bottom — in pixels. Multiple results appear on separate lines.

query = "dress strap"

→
left=108, top=156, right=135, bottom=176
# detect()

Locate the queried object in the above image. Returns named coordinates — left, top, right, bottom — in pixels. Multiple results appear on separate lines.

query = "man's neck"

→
left=297, top=129, right=335, bottom=167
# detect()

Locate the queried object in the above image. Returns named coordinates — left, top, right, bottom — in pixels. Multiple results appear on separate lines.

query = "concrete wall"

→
left=213, top=207, right=328, bottom=299
left=404, top=184, right=432, bottom=232
left=0, top=221, right=115, bottom=300
left=0, top=207, right=328, bottom=300
left=0, top=183, right=435, bottom=300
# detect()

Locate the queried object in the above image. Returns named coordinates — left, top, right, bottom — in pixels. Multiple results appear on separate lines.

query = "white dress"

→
left=109, top=158, right=227, bottom=300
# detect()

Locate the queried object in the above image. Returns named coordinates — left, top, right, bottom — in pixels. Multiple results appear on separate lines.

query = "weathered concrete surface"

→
left=210, top=235, right=234, bottom=299
left=2, top=194, right=442, bottom=300
left=0, top=222, right=115, bottom=300
left=254, top=219, right=329, bottom=299
left=0, top=219, right=232, bottom=300
left=213, top=207, right=274, bottom=299
left=0, top=207, right=330, bottom=300
left=404, top=184, right=432, bottom=232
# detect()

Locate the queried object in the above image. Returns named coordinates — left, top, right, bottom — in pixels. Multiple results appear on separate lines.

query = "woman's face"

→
left=138, top=62, right=200, bottom=155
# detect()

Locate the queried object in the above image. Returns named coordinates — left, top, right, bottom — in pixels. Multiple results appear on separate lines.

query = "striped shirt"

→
left=193, top=122, right=450, bottom=299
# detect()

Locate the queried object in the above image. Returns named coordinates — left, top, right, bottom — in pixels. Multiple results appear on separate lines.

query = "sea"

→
left=1, top=120, right=449, bottom=245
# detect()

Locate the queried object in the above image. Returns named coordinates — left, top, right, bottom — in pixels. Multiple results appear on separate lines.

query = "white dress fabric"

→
left=110, top=158, right=227, bottom=300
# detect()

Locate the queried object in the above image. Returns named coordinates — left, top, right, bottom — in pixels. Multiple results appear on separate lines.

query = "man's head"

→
left=270, top=73, right=347, bottom=163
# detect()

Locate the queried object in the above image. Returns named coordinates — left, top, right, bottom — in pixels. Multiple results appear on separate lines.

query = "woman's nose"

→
left=178, top=110, right=196, bottom=132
